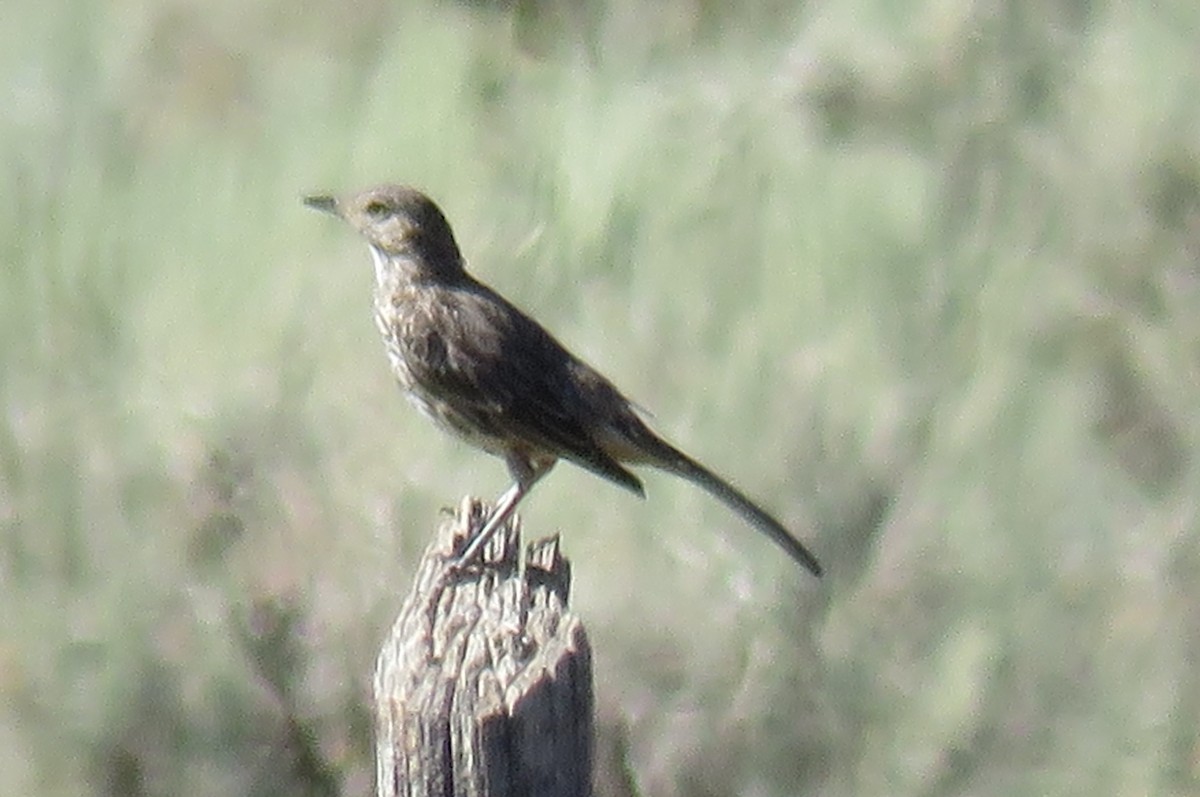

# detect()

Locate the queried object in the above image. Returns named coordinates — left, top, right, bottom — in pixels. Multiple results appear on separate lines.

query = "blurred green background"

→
left=3, top=0, right=1199, bottom=794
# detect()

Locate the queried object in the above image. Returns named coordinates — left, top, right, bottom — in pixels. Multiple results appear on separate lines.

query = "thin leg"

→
left=450, top=454, right=554, bottom=570
left=452, top=481, right=526, bottom=568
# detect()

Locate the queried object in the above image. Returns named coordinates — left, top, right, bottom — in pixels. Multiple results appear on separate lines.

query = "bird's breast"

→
left=371, top=285, right=510, bottom=455
left=373, top=287, right=428, bottom=389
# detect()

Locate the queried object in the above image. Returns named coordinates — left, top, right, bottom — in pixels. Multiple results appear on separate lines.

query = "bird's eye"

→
left=364, top=201, right=390, bottom=218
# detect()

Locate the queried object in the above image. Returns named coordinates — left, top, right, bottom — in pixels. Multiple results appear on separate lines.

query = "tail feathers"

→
left=658, top=446, right=823, bottom=577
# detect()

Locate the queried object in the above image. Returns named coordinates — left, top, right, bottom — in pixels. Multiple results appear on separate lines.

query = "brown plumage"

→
left=304, top=184, right=822, bottom=576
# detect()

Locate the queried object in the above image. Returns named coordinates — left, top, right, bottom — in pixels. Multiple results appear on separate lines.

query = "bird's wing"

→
left=403, top=283, right=645, bottom=495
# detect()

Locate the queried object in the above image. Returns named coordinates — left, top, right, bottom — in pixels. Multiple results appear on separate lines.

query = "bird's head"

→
left=304, top=184, right=464, bottom=281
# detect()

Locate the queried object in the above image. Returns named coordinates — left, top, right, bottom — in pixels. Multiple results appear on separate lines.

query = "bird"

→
left=303, top=184, right=822, bottom=577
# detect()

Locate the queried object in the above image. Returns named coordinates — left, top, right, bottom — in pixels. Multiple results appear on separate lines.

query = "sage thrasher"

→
left=304, top=184, right=822, bottom=576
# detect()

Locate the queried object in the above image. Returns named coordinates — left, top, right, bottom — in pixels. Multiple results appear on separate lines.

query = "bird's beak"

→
left=302, top=194, right=340, bottom=216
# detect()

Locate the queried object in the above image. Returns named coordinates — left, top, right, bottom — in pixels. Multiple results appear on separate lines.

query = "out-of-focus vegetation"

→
left=3, top=0, right=1199, bottom=794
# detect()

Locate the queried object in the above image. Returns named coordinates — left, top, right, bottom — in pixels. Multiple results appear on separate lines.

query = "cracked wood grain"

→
left=374, top=497, right=593, bottom=797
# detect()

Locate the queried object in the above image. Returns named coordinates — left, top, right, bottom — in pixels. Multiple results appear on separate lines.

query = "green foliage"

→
left=3, top=0, right=1199, bottom=795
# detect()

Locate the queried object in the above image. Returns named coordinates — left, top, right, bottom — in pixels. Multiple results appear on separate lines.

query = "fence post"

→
left=374, top=497, right=593, bottom=797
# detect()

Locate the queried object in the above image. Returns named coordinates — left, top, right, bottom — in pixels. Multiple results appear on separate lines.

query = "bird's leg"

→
left=451, top=481, right=524, bottom=568
left=450, top=454, right=554, bottom=570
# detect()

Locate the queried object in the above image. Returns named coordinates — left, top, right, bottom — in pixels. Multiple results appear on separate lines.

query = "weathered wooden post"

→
left=373, top=497, right=593, bottom=797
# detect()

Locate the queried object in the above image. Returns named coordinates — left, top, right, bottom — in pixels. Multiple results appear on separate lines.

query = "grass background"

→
left=3, top=0, right=1200, bottom=794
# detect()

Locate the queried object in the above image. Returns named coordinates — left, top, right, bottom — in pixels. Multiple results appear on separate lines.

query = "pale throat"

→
left=369, top=242, right=461, bottom=286
left=369, top=244, right=422, bottom=291
left=369, top=244, right=393, bottom=287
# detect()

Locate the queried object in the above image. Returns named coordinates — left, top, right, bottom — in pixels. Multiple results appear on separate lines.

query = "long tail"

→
left=650, top=441, right=823, bottom=577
